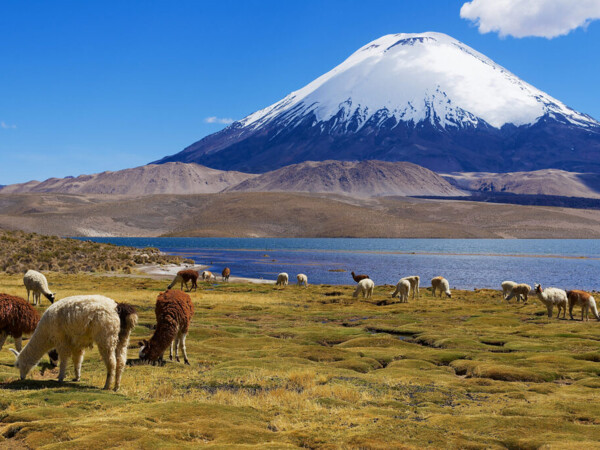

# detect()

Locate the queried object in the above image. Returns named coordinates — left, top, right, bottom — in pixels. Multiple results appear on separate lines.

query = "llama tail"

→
left=589, top=297, right=600, bottom=321
left=116, top=302, right=138, bottom=340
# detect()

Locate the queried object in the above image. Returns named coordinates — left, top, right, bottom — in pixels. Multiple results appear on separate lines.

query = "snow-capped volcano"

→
left=155, top=32, right=600, bottom=173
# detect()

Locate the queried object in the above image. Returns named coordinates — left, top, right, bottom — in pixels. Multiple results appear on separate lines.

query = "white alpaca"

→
left=353, top=278, right=375, bottom=299
left=504, top=283, right=531, bottom=303
left=391, top=279, right=411, bottom=303
left=501, top=281, right=517, bottom=298
left=10, top=295, right=137, bottom=391
left=23, top=270, right=55, bottom=305
left=431, top=276, right=451, bottom=298
left=276, top=273, right=289, bottom=286
left=399, top=275, right=420, bottom=299
left=296, top=273, right=309, bottom=287
left=201, top=271, right=215, bottom=282
left=534, top=284, right=568, bottom=319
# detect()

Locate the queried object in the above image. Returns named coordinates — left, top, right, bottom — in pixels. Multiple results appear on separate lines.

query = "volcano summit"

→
left=156, top=32, right=600, bottom=173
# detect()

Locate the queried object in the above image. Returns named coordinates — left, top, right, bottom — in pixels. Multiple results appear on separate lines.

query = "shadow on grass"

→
left=127, top=358, right=166, bottom=367
left=1, top=379, right=97, bottom=391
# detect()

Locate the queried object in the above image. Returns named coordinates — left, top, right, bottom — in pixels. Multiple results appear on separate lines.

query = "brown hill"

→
left=444, top=170, right=600, bottom=198
left=227, top=160, right=464, bottom=197
left=0, top=162, right=255, bottom=196
left=1, top=192, right=600, bottom=238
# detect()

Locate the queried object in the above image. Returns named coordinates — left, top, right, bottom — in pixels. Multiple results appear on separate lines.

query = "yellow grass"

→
left=1, top=273, right=600, bottom=448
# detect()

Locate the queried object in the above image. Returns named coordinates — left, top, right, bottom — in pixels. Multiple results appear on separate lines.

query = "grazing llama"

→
left=351, top=271, right=369, bottom=283
left=23, top=270, right=55, bottom=305
left=11, top=295, right=137, bottom=391
left=276, top=273, right=289, bottom=286
left=297, top=273, right=309, bottom=287
left=139, top=290, right=194, bottom=364
left=391, top=279, right=411, bottom=303
left=167, top=269, right=199, bottom=292
left=222, top=267, right=231, bottom=282
left=400, top=275, right=420, bottom=299
left=504, top=283, right=531, bottom=303
left=353, top=278, right=375, bottom=299
left=431, top=277, right=452, bottom=298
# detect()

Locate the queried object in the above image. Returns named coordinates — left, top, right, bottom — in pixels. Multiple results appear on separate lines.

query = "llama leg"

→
left=114, top=340, right=128, bottom=391
left=72, top=348, right=85, bottom=381
left=181, top=334, right=190, bottom=365
left=26, top=289, right=30, bottom=303
left=0, top=332, right=7, bottom=350
left=569, top=303, right=575, bottom=320
left=547, top=306, right=552, bottom=318
left=57, top=347, right=72, bottom=383
left=98, top=344, right=117, bottom=390
left=14, top=335, right=23, bottom=352
left=174, top=334, right=180, bottom=363
left=169, top=340, right=173, bottom=360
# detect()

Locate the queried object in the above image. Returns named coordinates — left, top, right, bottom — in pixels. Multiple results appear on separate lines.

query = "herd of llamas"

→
left=1, top=266, right=598, bottom=391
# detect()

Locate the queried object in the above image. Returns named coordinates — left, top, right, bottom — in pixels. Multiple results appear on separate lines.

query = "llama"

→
left=297, top=273, right=309, bottom=287
left=504, top=283, right=531, bottom=303
left=222, top=267, right=231, bottom=282
left=167, top=269, right=199, bottom=292
left=353, top=278, right=375, bottom=299
left=567, top=290, right=600, bottom=322
left=534, top=284, right=568, bottom=319
left=0, top=293, right=40, bottom=352
left=23, top=270, right=55, bottom=305
left=400, top=275, right=420, bottom=299
left=202, top=271, right=215, bottom=282
left=139, top=290, right=194, bottom=364
left=391, top=279, right=411, bottom=303
left=10, top=295, right=138, bottom=391
left=431, top=276, right=452, bottom=298
left=351, top=271, right=370, bottom=283
left=276, top=273, right=289, bottom=286
left=501, top=281, right=517, bottom=298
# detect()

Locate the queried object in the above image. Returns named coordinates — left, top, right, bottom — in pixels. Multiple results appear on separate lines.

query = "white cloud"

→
left=205, top=116, right=235, bottom=124
left=1, top=121, right=16, bottom=129
left=461, top=0, right=600, bottom=38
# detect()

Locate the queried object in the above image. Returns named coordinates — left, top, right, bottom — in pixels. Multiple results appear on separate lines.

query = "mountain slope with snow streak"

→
left=155, top=32, right=600, bottom=173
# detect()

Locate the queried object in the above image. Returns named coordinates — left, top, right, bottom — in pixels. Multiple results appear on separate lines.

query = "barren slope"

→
left=1, top=192, right=600, bottom=238
left=445, top=170, right=600, bottom=198
left=0, top=162, right=255, bottom=195
left=227, top=160, right=464, bottom=197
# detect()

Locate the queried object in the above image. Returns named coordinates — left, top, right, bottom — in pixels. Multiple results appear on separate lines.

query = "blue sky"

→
left=1, top=0, right=599, bottom=184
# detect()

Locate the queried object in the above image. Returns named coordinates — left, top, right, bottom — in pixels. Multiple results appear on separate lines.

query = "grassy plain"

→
left=0, top=273, right=600, bottom=448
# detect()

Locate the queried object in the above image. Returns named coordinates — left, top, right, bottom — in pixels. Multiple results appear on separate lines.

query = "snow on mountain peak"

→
left=239, top=32, right=598, bottom=131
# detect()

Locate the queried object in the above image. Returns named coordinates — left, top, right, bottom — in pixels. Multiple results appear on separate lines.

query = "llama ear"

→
left=9, top=348, right=20, bottom=359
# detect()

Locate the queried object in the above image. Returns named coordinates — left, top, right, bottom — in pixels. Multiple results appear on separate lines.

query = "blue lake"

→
left=77, top=238, right=600, bottom=291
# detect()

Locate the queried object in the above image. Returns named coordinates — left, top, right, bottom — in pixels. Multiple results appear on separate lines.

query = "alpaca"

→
left=222, top=267, right=231, bottom=282
left=276, top=273, right=289, bottom=286
left=431, top=276, right=451, bottom=298
left=167, top=269, right=199, bottom=292
left=391, top=279, right=411, bottom=303
left=501, top=281, right=517, bottom=298
left=351, top=271, right=370, bottom=283
left=297, top=273, right=309, bottom=287
left=139, top=290, right=194, bottom=364
left=534, top=284, right=568, bottom=319
left=0, top=293, right=40, bottom=351
left=23, top=270, right=55, bottom=305
left=567, top=290, right=600, bottom=322
left=202, top=271, right=215, bottom=282
left=353, top=278, right=375, bottom=299
left=400, top=275, right=420, bottom=299
left=504, top=283, right=531, bottom=303
left=10, top=295, right=138, bottom=391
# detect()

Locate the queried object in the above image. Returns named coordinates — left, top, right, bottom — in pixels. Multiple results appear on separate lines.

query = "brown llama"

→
left=567, top=290, right=600, bottom=322
left=167, top=269, right=199, bottom=292
left=139, top=290, right=194, bottom=364
left=222, top=267, right=231, bottom=282
left=0, top=293, right=40, bottom=351
left=351, top=271, right=370, bottom=283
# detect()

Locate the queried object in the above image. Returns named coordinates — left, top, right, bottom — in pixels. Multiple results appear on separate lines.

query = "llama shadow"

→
left=127, top=358, right=166, bottom=367
left=1, top=379, right=97, bottom=391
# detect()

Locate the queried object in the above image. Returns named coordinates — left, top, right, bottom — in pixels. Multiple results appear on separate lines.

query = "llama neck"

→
left=146, top=319, right=178, bottom=360
left=19, top=325, right=53, bottom=367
